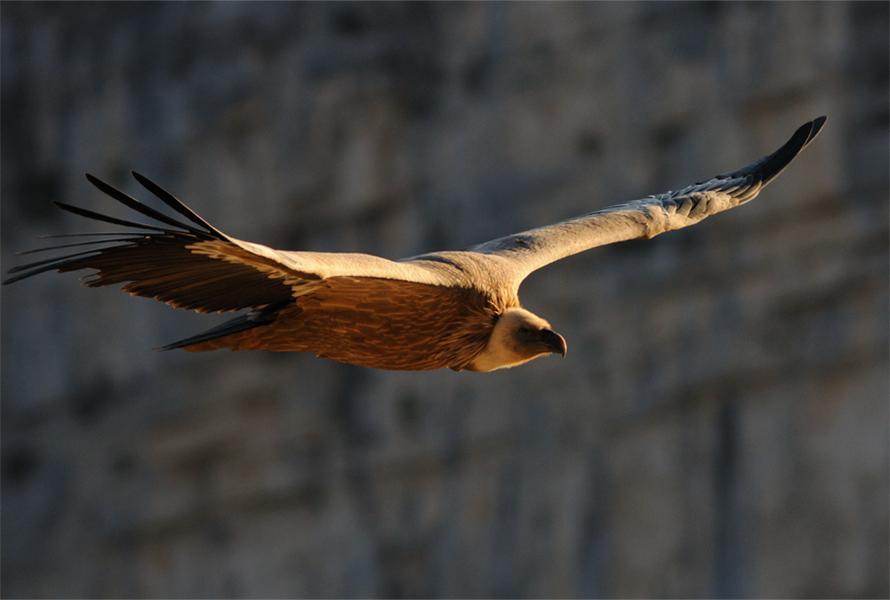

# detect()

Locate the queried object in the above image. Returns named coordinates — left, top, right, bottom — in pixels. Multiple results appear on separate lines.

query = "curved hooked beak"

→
left=541, top=329, right=568, bottom=357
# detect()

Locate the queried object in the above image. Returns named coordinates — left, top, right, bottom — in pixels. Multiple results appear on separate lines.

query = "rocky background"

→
left=2, top=2, right=888, bottom=598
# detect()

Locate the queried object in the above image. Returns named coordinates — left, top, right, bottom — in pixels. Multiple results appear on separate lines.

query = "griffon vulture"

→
left=4, top=117, right=826, bottom=371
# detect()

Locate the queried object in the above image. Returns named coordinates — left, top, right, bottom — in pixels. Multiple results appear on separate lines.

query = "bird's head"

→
left=468, top=307, right=567, bottom=372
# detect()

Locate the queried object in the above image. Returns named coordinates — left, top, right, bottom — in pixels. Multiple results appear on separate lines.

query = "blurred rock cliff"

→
left=2, top=2, right=888, bottom=598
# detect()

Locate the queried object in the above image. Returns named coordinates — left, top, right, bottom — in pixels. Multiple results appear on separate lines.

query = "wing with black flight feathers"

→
left=3, top=172, right=306, bottom=313
left=472, top=116, right=827, bottom=280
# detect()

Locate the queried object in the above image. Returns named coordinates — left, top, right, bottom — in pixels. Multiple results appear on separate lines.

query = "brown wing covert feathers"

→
left=183, top=277, right=501, bottom=371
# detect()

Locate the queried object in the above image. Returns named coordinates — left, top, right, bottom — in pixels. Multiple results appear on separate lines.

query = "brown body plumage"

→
left=4, top=117, right=826, bottom=371
left=189, top=277, right=508, bottom=370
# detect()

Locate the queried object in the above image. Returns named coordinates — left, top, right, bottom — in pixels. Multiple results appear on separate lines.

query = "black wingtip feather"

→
left=7, top=173, right=225, bottom=285
left=15, top=237, right=139, bottom=255
left=810, top=115, right=828, bottom=139
left=762, top=115, right=827, bottom=184
left=84, top=173, right=208, bottom=236
left=6, top=247, right=104, bottom=274
left=131, top=171, right=227, bottom=239
left=722, top=115, right=827, bottom=187
left=2, top=249, right=104, bottom=284
left=53, top=201, right=168, bottom=232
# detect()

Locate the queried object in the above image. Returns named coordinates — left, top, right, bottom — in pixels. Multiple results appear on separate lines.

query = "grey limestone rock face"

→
left=1, top=2, right=887, bottom=597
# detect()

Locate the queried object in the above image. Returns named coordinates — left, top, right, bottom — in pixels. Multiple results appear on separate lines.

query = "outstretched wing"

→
left=471, top=116, right=826, bottom=280
left=4, top=172, right=457, bottom=313
left=3, top=172, right=327, bottom=312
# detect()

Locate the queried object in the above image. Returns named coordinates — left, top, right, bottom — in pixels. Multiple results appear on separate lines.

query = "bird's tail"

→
left=160, top=303, right=286, bottom=351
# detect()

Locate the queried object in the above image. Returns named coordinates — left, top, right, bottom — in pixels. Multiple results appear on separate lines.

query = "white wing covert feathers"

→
left=4, top=117, right=826, bottom=371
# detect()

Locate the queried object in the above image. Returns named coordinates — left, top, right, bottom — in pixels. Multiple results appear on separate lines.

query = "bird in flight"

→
left=5, top=117, right=826, bottom=371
